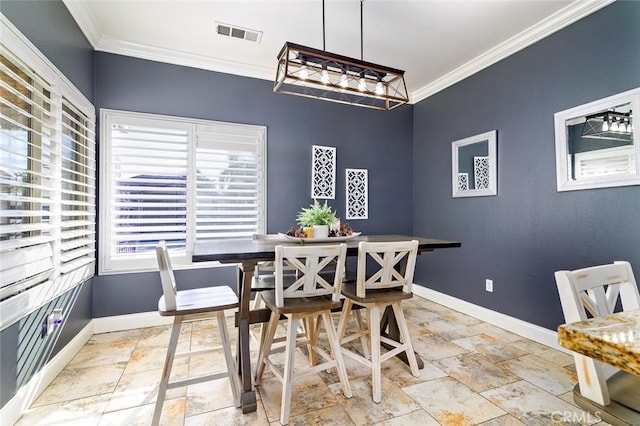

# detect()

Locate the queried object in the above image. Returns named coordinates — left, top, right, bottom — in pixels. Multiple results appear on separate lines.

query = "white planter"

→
left=312, top=225, right=329, bottom=239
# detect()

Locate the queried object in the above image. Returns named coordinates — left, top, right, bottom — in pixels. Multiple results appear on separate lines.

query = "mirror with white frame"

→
left=554, top=87, right=640, bottom=192
left=451, top=130, right=497, bottom=198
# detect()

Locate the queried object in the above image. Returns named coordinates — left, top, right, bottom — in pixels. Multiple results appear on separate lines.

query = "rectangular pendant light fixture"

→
left=274, top=42, right=409, bottom=111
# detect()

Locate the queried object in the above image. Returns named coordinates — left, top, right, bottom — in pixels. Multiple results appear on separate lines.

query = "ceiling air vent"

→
left=216, top=22, right=262, bottom=43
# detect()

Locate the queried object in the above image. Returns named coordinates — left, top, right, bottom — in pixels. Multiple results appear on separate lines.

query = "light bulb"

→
left=602, top=120, right=609, bottom=132
left=321, top=69, right=329, bottom=85
left=339, top=73, right=348, bottom=88
left=611, top=120, right=619, bottom=132
left=358, top=77, right=367, bottom=92
left=299, top=64, right=308, bottom=80
left=375, top=81, right=384, bottom=95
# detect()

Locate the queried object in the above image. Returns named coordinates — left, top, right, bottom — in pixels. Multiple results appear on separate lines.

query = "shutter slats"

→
left=1, top=258, right=53, bottom=288
left=575, top=146, right=635, bottom=179
left=196, top=224, right=258, bottom=231
left=101, top=112, right=264, bottom=271
left=1, top=43, right=97, bottom=301
left=112, top=231, right=185, bottom=242
left=60, top=237, right=94, bottom=251
left=0, top=236, right=55, bottom=251
left=60, top=220, right=94, bottom=228
left=60, top=247, right=94, bottom=263
left=0, top=209, right=49, bottom=217
left=108, top=121, right=188, bottom=258
left=195, top=123, right=262, bottom=241
left=59, top=96, right=96, bottom=275
left=1, top=223, right=53, bottom=234
left=113, top=224, right=186, bottom=234
left=60, top=229, right=94, bottom=239
left=60, top=257, right=94, bottom=275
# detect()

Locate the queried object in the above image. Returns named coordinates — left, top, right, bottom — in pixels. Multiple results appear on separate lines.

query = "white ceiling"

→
left=63, top=0, right=612, bottom=103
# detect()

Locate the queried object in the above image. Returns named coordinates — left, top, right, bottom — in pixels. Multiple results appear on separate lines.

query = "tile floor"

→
left=16, top=296, right=607, bottom=425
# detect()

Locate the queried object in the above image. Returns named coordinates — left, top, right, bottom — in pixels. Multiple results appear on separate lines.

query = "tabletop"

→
left=192, top=234, right=462, bottom=263
left=558, top=310, right=640, bottom=376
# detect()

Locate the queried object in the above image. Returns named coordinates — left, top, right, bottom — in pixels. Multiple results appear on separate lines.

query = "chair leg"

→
left=280, top=315, right=299, bottom=425
left=250, top=292, right=265, bottom=346
left=254, top=311, right=279, bottom=384
left=152, top=316, right=182, bottom=426
left=369, top=305, right=382, bottom=403
left=337, top=299, right=353, bottom=343
left=216, top=311, right=241, bottom=407
left=392, top=302, right=419, bottom=377
left=353, top=308, right=370, bottom=360
left=322, top=311, right=352, bottom=398
left=311, top=315, right=322, bottom=366
left=304, top=316, right=318, bottom=366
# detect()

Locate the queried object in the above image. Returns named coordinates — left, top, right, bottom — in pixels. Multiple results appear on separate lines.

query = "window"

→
left=0, top=21, right=95, bottom=329
left=554, top=87, right=640, bottom=191
left=100, top=110, right=266, bottom=274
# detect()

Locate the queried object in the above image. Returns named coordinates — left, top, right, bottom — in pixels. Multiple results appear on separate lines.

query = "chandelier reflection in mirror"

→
left=273, top=0, right=409, bottom=111
left=582, top=110, right=633, bottom=142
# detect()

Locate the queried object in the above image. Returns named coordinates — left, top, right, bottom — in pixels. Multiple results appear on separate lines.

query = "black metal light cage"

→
left=273, top=41, right=409, bottom=111
left=582, top=110, right=633, bottom=142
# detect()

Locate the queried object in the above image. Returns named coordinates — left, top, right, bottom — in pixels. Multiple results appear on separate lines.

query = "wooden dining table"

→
left=192, top=234, right=461, bottom=413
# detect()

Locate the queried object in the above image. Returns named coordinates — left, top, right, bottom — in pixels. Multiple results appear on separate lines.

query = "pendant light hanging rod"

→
left=361, top=0, right=364, bottom=61
left=322, top=0, right=326, bottom=51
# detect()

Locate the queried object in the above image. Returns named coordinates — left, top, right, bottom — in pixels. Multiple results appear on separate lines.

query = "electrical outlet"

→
left=485, top=279, right=493, bottom=292
left=41, top=309, right=64, bottom=338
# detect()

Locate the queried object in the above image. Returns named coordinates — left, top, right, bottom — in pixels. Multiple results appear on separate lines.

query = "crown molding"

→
left=96, top=36, right=275, bottom=81
left=64, top=0, right=614, bottom=104
left=411, top=0, right=615, bottom=104
left=62, top=0, right=101, bottom=48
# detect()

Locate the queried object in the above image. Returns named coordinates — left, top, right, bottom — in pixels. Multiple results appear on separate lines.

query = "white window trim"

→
left=554, top=87, right=640, bottom=192
left=0, top=15, right=95, bottom=331
left=99, top=109, right=267, bottom=275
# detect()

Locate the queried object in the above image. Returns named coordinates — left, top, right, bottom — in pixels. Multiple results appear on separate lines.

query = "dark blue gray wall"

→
left=93, top=52, right=414, bottom=316
left=1, top=0, right=94, bottom=409
left=0, top=1, right=94, bottom=101
left=412, top=1, right=640, bottom=330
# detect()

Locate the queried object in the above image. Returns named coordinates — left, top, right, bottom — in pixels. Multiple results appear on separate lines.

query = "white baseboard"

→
left=92, top=311, right=173, bottom=334
left=1, top=321, right=94, bottom=426
left=412, top=285, right=571, bottom=354
left=92, top=309, right=237, bottom=334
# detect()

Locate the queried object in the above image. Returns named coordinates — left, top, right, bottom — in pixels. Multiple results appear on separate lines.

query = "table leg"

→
left=236, top=261, right=257, bottom=413
left=380, top=305, right=424, bottom=369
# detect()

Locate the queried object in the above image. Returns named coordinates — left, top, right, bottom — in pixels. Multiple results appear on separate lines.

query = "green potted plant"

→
left=296, top=200, right=338, bottom=238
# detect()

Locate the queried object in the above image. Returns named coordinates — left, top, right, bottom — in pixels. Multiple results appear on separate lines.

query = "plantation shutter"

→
left=574, top=145, right=635, bottom=179
left=106, top=118, right=189, bottom=261
left=60, top=98, right=96, bottom=274
left=0, top=48, right=55, bottom=300
left=195, top=123, right=265, bottom=241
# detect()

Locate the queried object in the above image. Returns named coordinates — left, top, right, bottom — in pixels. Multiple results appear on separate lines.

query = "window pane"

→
left=108, top=121, right=189, bottom=256
left=196, top=148, right=261, bottom=240
left=100, top=112, right=266, bottom=273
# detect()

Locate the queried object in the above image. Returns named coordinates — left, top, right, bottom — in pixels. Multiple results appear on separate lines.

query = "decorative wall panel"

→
left=474, top=156, right=490, bottom=189
left=457, top=173, right=469, bottom=191
left=346, top=168, right=368, bottom=219
left=311, top=145, right=336, bottom=199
